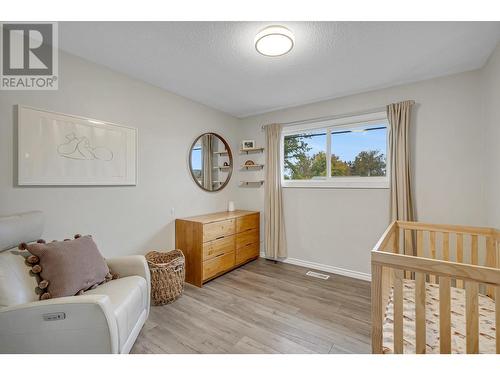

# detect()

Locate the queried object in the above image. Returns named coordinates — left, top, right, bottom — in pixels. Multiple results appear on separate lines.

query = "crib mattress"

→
left=382, top=279, right=496, bottom=354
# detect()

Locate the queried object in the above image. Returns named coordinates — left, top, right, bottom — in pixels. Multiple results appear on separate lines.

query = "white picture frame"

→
left=241, top=140, right=255, bottom=150
left=17, top=105, right=137, bottom=186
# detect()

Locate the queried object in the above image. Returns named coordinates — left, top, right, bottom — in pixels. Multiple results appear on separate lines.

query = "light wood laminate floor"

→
left=131, top=258, right=371, bottom=354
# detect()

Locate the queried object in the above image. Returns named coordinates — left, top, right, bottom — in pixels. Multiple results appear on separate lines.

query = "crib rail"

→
left=371, top=221, right=500, bottom=354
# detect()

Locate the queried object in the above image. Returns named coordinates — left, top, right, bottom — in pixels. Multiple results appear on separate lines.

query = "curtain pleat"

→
left=264, top=124, right=287, bottom=259
left=387, top=100, right=415, bottom=222
left=387, top=100, right=415, bottom=257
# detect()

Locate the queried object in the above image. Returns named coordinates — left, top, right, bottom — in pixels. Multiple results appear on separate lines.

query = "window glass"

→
left=281, top=114, right=389, bottom=187
left=283, top=130, right=327, bottom=180
left=331, top=125, right=387, bottom=177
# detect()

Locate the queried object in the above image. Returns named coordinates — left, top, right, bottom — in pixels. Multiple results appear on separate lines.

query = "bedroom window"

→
left=282, top=111, right=389, bottom=188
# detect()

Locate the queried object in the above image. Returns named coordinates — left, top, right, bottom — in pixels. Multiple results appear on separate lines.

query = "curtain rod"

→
left=260, top=101, right=416, bottom=131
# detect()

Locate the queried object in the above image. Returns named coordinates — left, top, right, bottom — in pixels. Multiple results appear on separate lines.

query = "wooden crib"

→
left=371, top=221, right=500, bottom=354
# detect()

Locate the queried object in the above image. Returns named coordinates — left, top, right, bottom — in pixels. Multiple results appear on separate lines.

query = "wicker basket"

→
left=145, top=250, right=185, bottom=306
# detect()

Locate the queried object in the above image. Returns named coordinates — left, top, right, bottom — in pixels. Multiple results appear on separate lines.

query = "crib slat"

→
left=442, top=232, right=450, bottom=261
left=456, top=234, right=464, bottom=289
left=429, top=232, right=436, bottom=283
left=417, top=230, right=423, bottom=257
left=404, top=229, right=413, bottom=278
left=416, top=231, right=424, bottom=282
left=415, top=272, right=426, bottom=354
left=439, top=277, right=451, bottom=354
left=496, top=286, right=500, bottom=354
left=486, top=237, right=496, bottom=298
left=391, top=228, right=399, bottom=254
left=404, top=229, right=413, bottom=256
left=429, top=231, right=436, bottom=258
left=371, top=263, right=383, bottom=354
left=393, top=269, right=404, bottom=354
left=471, top=235, right=478, bottom=265
left=465, top=281, right=479, bottom=354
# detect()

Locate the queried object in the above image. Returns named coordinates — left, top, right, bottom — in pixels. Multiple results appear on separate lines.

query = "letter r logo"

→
left=2, top=23, right=53, bottom=75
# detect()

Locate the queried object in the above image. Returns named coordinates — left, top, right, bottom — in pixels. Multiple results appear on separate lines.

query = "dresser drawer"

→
left=236, top=213, right=259, bottom=233
left=203, top=235, right=235, bottom=261
left=236, top=228, right=259, bottom=249
left=203, top=219, right=235, bottom=242
left=203, top=252, right=235, bottom=280
left=236, top=243, right=259, bottom=265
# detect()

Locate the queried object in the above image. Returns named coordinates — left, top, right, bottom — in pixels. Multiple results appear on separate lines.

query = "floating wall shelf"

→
left=241, top=164, right=264, bottom=170
left=213, top=165, right=231, bottom=170
left=240, top=180, right=264, bottom=187
left=239, top=147, right=264, bottom=155
left=213, top=151, right=228, bottom=155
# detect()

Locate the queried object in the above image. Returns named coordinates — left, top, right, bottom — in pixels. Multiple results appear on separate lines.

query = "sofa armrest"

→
left=106, top=255, right=151, bottom=313
left=0, top=295, right=119, bottom=353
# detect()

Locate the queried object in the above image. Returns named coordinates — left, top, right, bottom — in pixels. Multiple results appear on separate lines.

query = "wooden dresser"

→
left=175, top=210, right=260, bottom=287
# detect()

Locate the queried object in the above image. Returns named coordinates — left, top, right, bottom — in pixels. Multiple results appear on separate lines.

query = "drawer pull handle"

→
left=215, top=235, right=225, bottom=240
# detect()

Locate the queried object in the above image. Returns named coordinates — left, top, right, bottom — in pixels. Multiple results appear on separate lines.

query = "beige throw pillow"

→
left=26, top=235, right=110, bottom=299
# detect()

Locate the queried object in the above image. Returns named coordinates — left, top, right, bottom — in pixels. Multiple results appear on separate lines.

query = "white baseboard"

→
left=259, top=252, right=371, bottom=281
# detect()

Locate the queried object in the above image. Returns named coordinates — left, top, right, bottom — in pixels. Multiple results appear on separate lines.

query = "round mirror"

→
left=189, top=133, right=233, bottom=192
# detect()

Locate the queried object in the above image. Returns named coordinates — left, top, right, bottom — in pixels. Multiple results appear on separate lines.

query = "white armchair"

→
left=0, top=211, right=150, bottom=354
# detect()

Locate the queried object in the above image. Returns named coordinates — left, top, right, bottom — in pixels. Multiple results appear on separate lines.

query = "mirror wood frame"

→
left=188, top=132, right=233, bottom=192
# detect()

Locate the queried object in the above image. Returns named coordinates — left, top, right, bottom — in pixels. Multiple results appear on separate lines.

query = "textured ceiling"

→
left=59, top=22, right=500, bottom=118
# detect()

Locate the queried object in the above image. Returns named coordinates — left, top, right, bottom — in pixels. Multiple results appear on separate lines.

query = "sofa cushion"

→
left=0, top=248, right=39, bottom=307
left=84, top=276, right=148, bottom=350
left=26, top=236, right=110, bottom=299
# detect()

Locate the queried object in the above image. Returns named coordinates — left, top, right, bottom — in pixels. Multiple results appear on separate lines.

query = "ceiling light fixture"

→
left=254, top=25, right=295, bottom=57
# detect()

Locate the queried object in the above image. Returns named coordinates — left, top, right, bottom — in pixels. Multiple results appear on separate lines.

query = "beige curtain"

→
left=202, top=134, right=213, bottom=190
left=387, top=100, right=415, bottom=222
left=264, top=124, right=286, bottom=259
left=388, top=100, right=415, bottom=258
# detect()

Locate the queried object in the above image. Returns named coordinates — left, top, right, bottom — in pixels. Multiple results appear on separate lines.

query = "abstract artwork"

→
left=18, top=105, right=137, bottom=185
left=57, top=133, right=114, bottom=161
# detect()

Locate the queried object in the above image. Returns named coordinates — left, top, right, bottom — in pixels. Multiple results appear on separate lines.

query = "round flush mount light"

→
left=254, top=25, right=295, bottom=57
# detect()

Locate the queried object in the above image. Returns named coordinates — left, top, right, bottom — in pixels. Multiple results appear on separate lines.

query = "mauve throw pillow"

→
left=27, top=236, right=110, bottom=299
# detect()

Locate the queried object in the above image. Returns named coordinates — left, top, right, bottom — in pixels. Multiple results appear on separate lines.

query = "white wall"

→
left=0, top=51, right=240, bottom=257
left=237, top=70, right=486, bottom=277
left=481, top=43, right=500, bottom=228
left=0, top=48, right=494, bottom=278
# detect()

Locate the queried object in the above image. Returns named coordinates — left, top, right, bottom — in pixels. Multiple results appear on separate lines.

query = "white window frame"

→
left=281, top=111, right=390, bottom=189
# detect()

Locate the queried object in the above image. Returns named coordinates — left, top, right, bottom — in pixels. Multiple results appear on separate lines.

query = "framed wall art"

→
left=241, top=139, right=255, bottom=150
left=17, top=105, right=137, bottom=185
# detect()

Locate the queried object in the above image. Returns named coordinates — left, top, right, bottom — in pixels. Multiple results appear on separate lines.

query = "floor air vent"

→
left=306, top=270, right=330, bottom=280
